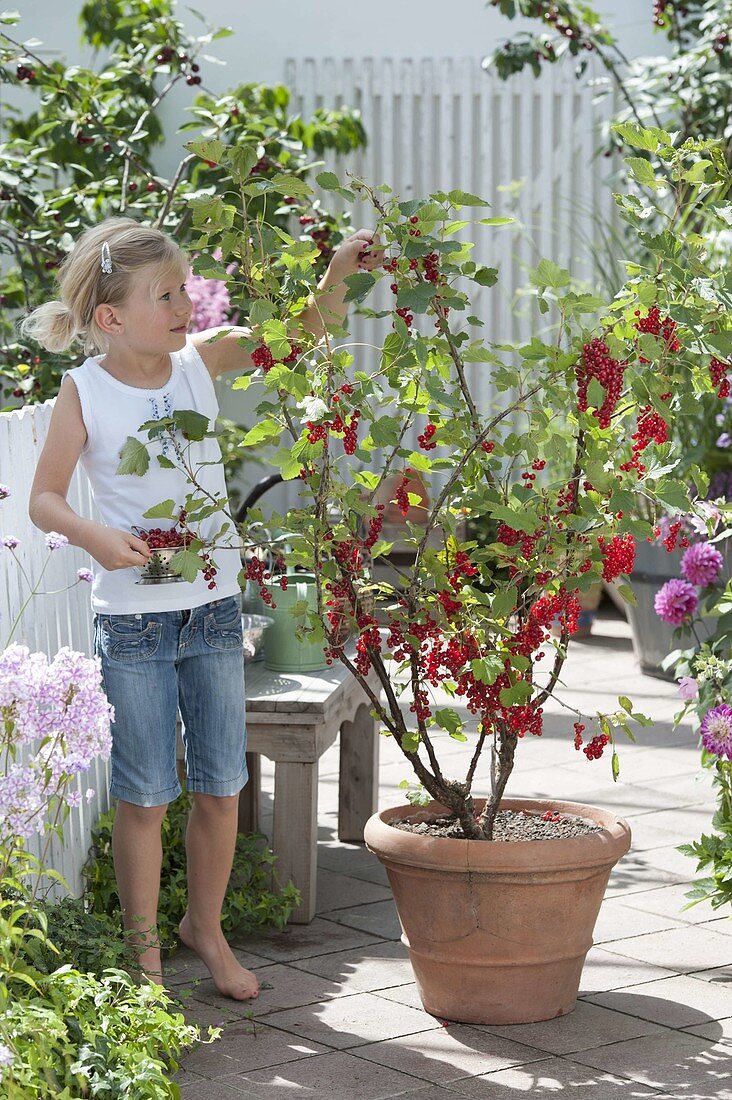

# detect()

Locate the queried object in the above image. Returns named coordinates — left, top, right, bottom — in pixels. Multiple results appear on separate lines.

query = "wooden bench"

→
left=221, top=654, right=380, bottom=924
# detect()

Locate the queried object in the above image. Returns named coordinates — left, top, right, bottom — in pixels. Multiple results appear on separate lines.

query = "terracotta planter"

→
left=364, top=797, right=631, bottom=1025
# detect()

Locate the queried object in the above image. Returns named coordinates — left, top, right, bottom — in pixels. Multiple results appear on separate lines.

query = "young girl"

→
left=24, top=215, right=379, bottom=998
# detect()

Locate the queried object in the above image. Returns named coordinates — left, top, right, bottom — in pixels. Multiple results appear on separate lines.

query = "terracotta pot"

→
left=374, top=469, right=430, bottom=525
left=364, top=797, right=631, bottom=1025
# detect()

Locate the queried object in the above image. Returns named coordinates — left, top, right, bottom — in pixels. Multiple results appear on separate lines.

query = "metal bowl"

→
left=242, top=613, right=274, bottom=662
left=135, top=546, right=185, bottom=585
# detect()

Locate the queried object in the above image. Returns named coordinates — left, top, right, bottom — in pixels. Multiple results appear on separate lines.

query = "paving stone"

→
left=622, top=883, right=721, bottom=925
left=467, top=998, right=670, bottom=1055
left=318, top=842, right=390, bottom=885
left=319, top=897, right=403, bottom=940
left=349, top=1023, right=545, bottom=1085
left=176, top=1071, right=260, bottom=1098
left=289, top=938, right=414, bottom=994
left=229, top=1048, right=445, bottom=1099
left=442, top=1057, right=664, bottom=1097
left=586, top=972, right=732, bottom=1028
left=231, top=917, right=385, bottom=963
left=579, top=946, right=676, bottom=993
left=570, top=1029, right=732, bottom=1095
left=601, top=924, right=732, bottom=975
left=315, top=867, right=393, bottom=913
left=261, top=990, right=440, bottom=1050
left=374, top=983, right=425, bottom=1011
left=591, top=899, right=684, bottom=944
left=166, top=947, right=275, bottom=991
left=191, top=963, right=346, bottom=1017
left=184, top=1015, right=335, bottom=1078
left=683, top=1017, right=732, bottom=1043
left=687, top=964, right=732, bottom=985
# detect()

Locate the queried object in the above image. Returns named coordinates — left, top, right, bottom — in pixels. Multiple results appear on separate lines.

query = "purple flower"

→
left=77, top=568, right=93, bottom=583
left=699, top=703, right=732, bottom=760
left=654, top=579, right=699, bottom=626
left=187, top=273, right=232, bottom=331
left=717, top=433, right=732, bottom=449
left=1, top=536, right=19, bottom=550
left=45, top=531, right=68, bottom=551
left=0, top=1043, right=13, bottom=1068
left=677, top=676, right=699, bottom=701
left=0, top=485, right=11, bottom=501
left=680, top=542, right=724, bottom=587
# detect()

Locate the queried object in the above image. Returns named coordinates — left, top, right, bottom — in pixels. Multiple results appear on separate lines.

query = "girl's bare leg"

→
left=178, top=791, right=259, bottom=1000
left=112, top=799, right=168, bottom=984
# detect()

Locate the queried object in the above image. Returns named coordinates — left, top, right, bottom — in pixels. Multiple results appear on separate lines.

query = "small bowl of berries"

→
left=133, top=525, right=191, bottom=585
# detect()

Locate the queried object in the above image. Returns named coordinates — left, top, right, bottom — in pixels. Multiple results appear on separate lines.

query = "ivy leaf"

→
left=116, top=437, right=149, bottom=477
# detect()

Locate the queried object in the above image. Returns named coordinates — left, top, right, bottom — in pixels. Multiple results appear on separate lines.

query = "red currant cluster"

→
left=423, top=252, right=441, bottom=285
left=408, top=215, right=421, bottom=237
left=244, top=556, right=277, bottom=609
left=481, top=440, right=495, bottom=454
left=16, top=63, right=36, bottom=82
left=541, top=810, right=563, bottom=823
left=661, top=519, right=688, bottom=552
left=364, top=504, right=385, bottom=549
left=520, top=458, right=545, bottom=484
left=576, top=338, right=626, bottom=429
left=154, top=45, right=202, bottom=85
left=713, top=31, right=729, bottom=55
left=497, top=522, right=538, bottom=562
left=136, top=525, right=190, bottom=550
left=541, top=3, right=584, bottom=41
left=342, top=411, right=361, bottom=455
left=394, top=477, right=411, bottom=517
left=633, top=307, right=680, bottom=362
left=710, top=357, right=731, bottom=399
left=620, top=404, right=669, bottom=478
left=447, top=550, right=480, bottom=589
left=573, top=722, right=586, bottom=750
left=583, top=732, right=610, bottom=760
left=251, top=341, right=302, bottom=373
left=395, top=307, right=414, bottom=331
left=354, top=613, right=382, bottom=676
left=418, top=422, right=437, bottom=450
left=437, top=589, right=462, bottom=618
left=200, top=550, right=218, bottom=590
left=597, top=533, right=635, bottom=582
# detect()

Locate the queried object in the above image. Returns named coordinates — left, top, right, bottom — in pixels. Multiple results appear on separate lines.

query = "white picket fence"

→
left=0, top=401, right=110, bottom=897
left=0, top=55, right=617, bottom=897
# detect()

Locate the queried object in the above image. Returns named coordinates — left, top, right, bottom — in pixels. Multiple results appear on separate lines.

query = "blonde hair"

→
left=20, top=218, right=188, bottom=355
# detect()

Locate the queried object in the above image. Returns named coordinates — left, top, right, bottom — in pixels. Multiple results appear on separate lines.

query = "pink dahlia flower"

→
left=654, top=579, right=698, bottom=626
left=699, top=704, right=732, bottom=760
left=680, top=541, right=724, bottom=587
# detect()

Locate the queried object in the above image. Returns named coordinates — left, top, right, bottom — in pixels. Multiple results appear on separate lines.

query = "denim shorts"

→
left=94, top=593, right=248, bottom=807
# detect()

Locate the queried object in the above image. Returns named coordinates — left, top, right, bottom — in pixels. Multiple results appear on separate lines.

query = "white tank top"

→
left=67, top=337, right=242, bottom=614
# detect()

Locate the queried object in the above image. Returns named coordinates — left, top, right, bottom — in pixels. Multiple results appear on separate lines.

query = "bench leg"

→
left=338, top=701, right=379, bottom=842
left=273, top=760, right=318, bottom=924
left=237, top=751, right=261, bottom=835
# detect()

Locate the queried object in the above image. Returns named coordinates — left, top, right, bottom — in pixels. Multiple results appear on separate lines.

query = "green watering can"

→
left=262, top=573, right=329, bottom=673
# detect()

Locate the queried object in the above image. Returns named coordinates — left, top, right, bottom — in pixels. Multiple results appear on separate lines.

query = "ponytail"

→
left=20, top=299, right=78, bottom=354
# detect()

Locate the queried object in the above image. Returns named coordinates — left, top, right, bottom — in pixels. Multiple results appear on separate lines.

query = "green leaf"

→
left=175, top=409, right=210, bottom=441
left=370, top=415, right=401, bottom=447
left=616, top=583, right=637, bottom=607
left=249, top=300, right=278, bottom=326
left=532, top=259, right=570, bottom=289
left=270, top=447, right=303, bottom=480
left=612, top=749, right=620, bottom=781
left=343, top=272, right=377, bottom=304
left=473, top=266, right=498, bottom=287
left=169, top=549, right=203, bottom=583
left=241, top=420, right=283, bottom=447
left=613, top=122, right=667, bottom=152
left=618, top=696, right=633, bottom=714
left=627, top=156, right=660, bottom=188
left=471, top=655, right=505, bottom=685
left=478, top=216, right=514, bottom=226
left=435, top=708, right=463, bottom=735
left=447, top=189, right=489, bottom=208
left=396, top=281, right=437, bottom=313
left=499, top=680, right=533, bottom=707
left=316, top=171, right=340, bottom=190
left=116, top=437, right=149, bottom=477
left=142, top=499, right=177, bottom=520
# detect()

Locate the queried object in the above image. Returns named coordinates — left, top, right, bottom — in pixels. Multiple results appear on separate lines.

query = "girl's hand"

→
left=84, top=525, right=152, bottom=571
left=327, top=229, right=384, bottom=282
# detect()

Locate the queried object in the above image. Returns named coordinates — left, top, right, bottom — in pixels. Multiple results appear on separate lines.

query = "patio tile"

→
left=319, top=897, right=403, bottom=940
left=261, top=990, right=440, bottom=1050
left=231, top=917, right=385, bottom=963
left=578, top=946, right=676, bottom=993
left=570, top=1030, right=732, bottom=1095
left=621, top=883, right=721, bottom=924
left=166, top=947, right=275, bottom=991
left=289, top=938, right=414, bottom=994
left=443, top=1058, right=665, bottom=1097
left=179, top=1011, right=331, bottom=1077
left=591, top=899, right=685, bottom=944
left=177, top=1071, right=261, bottom=1098
left=349, top=1024, right=545, bottom=1085
left=586, top=973, right=732, bottom=1028
left=688, top=964, right=732, bottom=985
left=315, top=867, right=393, bottom=913
left=192, top=963, right=345, bottom=1017
left=683, top=1018, right=732, bottom=1043
left=318, top=842, right=390, bottom=885
left=601, top=924, right=732, bottom=974
left=228, top=1049, right=445, bottom=1099
left=467, top=998, right=669, bottom=1055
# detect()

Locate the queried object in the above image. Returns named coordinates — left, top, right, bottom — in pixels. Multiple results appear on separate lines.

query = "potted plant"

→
left=124, top=116, right=731, bottom=1025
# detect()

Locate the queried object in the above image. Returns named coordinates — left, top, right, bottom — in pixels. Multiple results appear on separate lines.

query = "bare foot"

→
left=178, top=912, right=259, bottom=1001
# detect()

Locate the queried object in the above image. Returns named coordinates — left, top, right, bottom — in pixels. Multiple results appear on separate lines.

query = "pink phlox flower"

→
left=45, top=531, right=68, bottom=551
left=654, top=579, right=699, bottom=626
left=699, top=703, right=732, bottom=760
left=186, top=252, right=238, bottom=332
left=680, top=541, right=724, bottom=587
left=677, top=676, right=699, bottom=701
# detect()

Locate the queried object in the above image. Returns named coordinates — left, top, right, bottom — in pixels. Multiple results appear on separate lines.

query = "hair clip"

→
left=100, top=241, right=112, bottom=275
